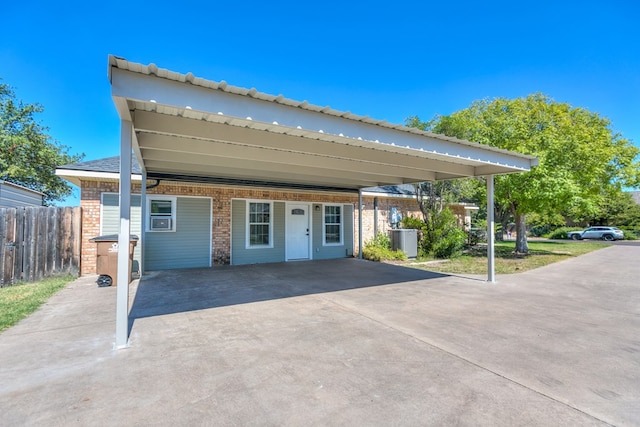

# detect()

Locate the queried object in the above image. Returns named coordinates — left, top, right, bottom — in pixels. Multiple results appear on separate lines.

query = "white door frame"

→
left=285, top=202, right=312, bottom=261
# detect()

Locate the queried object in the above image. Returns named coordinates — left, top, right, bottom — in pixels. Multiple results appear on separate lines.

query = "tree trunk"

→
left=498, top=218, right=509, bottom=241
left=494, top=204, right=511, bottom=242
left=514, top=212, right=529, bottom=253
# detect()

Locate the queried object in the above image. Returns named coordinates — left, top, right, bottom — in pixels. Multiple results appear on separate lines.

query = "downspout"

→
left=146, top=179, right=160, bottom=190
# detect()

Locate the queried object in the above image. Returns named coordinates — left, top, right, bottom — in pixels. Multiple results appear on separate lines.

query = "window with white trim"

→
left=247, top=201, right=273, bottom=247
left=323, top=204, right=343, bottom=245
left=147, top=196, right=176, bottom=232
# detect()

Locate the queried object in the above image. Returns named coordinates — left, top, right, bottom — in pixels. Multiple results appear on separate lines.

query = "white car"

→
left=567, top=226, right=624, bottom=241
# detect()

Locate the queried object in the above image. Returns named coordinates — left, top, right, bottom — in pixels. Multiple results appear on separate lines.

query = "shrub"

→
left=545, top=227, right=583, bottom=239
left=622, top=229, right=638, bottom=240
left=530, top=224, right=554, bottom=237
left=362, top=233, right=407, bottom=262
left=433, top=226, right=466, bottom=259
left=399, top=210, right=467, bottom=259
left=466, top=228, right=487, bottom=246
left=401, top=215, right=425, bottom=230
left=427, top=208, right=467, bottom=259
left=362, top=245, right=407, bottom=262
left=369, top=232, right=392, bottom=249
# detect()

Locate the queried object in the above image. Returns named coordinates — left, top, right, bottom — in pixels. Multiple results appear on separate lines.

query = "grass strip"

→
left=0, top=275, right=76, bottom=332
left=404, top=240, right=609, bottom=275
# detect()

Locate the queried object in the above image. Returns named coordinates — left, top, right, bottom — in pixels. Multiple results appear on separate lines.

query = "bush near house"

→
left=401, top=209, right=466, bottom=259
left=362, top=233, right=407, bottom=262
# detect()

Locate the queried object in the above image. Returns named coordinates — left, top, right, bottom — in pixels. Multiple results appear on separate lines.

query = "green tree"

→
left=0, top=81, right=83, bottom=205
left=407, top=94, right=640, bottom=253
left=591, top=191, right=640, bottom=228
left=414, top=179, right=475, bottom=221
left=408, top=180, right=471, bottom=257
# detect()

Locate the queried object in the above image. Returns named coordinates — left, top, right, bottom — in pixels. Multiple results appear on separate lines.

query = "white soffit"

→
left=108, top=55, right=538, bottom=189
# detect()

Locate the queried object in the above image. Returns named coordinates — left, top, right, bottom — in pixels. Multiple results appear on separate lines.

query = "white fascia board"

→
left=360, top=191, right=416, bottom=199
left=56, top=169, right=143, bottom=182
left=110, top=68, right=537, bottom=172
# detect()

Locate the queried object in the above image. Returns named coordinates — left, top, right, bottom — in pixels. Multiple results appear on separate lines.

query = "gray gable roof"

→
left=59, top=156, right=142, bottom=174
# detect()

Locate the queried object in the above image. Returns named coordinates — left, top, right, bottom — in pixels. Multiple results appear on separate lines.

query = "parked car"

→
left=567, top=226, right=624, bottom=241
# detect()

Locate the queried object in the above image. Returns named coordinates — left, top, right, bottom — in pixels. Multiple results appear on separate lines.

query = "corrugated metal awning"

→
left=108, top=55, right=537, bottom=190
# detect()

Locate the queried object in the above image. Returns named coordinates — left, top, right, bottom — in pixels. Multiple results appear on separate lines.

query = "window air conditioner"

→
left=150, top=216, right=171, bottom=230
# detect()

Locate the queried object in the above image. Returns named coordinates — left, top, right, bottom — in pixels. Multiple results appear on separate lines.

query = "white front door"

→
left=286, top=203, right=310, bottom=260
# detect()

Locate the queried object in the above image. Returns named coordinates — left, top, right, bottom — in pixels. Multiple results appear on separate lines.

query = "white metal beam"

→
left=137, top=135, right=437, bottom=181
left=133, top=112, right=480, bottom=177
left=116, top=120, right=133, bottom=348
left=358, top=190, right=363, bottom=259
left=142, top=159, right=391, bottom=188
left=138, top=149, right=435, bottom=184
left=487, top=175, right=495, bottom=283
left=140, top=169, right=147, bottom=276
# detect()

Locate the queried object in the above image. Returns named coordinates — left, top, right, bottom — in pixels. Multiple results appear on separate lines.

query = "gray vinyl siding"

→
left=312, top=204, right=354, bottom=260
left=231, top=200, right=285, bottom=265
left=102, top=194, right=211, bottom=271
left=101, top=194, right=142, bottom=273
left=0, top=182, right=43, bottom=207
left=145, top=197, right=211, bottom=270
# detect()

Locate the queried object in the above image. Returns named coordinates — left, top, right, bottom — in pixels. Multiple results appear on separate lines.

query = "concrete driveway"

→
left=1, top=246, right=638, bottom=426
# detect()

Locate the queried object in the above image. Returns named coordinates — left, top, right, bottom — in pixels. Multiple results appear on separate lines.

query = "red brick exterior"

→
left=78, top=179, right=429, bottom=276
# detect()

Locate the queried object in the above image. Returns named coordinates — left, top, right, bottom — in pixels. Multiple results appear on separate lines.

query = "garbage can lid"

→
left=90, top=234, right=139, bottom=242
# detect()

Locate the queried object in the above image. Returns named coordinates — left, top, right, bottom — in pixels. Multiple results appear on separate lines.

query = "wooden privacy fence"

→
left=0, top=207, right=82, bottom=287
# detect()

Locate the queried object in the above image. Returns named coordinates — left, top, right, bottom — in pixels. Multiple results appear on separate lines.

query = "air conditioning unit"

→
left=150, top=216, right=171, bottom=231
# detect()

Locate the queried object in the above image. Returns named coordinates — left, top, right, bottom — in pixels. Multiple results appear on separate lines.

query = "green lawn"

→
left=404, top=240, right=609, bottom=275
left=0, top=275, right=76, bottom=332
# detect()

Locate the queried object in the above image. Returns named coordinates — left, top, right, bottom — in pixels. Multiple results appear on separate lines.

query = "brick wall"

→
left=80, top=181, right=119, bottom=276
left=78, top=180, right=438, bottom=275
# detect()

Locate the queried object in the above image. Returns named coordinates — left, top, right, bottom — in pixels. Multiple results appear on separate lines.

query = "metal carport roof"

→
left=108, top=55, right=537, bottom=191
left=108, top=55, right=537, bottom=348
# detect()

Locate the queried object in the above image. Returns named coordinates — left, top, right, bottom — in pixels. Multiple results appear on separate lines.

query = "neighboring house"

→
left=0, top=180, right=44, bottom=207
left=629, top=191, right=640, bottom=205
left=59, top=156, right=474, bottom=276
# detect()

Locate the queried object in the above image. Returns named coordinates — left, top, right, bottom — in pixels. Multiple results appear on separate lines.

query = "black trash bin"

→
left=89, top=234, right=138, bottom=287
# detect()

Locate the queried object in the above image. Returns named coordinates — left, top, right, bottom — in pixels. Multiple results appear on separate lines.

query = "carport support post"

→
left=140, top=170, right=146, bottom=275
left=373, top=197, right=379, bottom=237
left=358, top=189, right=363, bottom=259
left=116, top=120, right=133, bottom=349
left=487, top=175, right=496, bottom=283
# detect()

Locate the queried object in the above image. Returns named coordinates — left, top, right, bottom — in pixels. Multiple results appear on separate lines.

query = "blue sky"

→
left=2, top=0, right=639, bottom=205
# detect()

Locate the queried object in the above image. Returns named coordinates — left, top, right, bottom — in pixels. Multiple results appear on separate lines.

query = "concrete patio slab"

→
left=1, top=245, right=638, bottom=426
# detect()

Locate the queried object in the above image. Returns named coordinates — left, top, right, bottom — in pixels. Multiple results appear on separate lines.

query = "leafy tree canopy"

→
left=407, top=93, right=640, bottom=252
left=0, top=81, right=83, bottom=205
